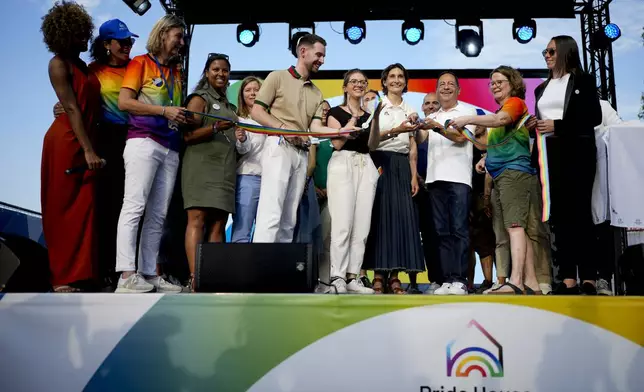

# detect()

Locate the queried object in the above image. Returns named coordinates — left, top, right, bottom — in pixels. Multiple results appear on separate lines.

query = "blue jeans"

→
left=231, top=175, right=261, bottom=243
left=428, top=181, right=471, bottom=284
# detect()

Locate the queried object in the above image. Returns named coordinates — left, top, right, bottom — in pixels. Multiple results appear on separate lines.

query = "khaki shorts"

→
left=493, top=169, right=537, bottom=229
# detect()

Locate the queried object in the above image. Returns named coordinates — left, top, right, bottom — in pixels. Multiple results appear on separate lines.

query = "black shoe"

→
left=580, top=282, right=597, bottom=295
left=406, top=283, right=422, bottom=294
left=360, top=275, right=372, bottom=288
left=476, top=280, right=494, bottom=294
left=552, top=283, right=582, bottom=295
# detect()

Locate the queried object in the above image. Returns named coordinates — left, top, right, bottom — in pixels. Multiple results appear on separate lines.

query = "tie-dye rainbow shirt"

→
left=121, top=54, right=182, bottom=151
left=88, top=62, right=128, bottom=125
left=485, top=97, right=536, bottom=178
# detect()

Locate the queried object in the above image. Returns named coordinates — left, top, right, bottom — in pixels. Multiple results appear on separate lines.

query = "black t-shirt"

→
left=327, top=106, right=372, bottom=154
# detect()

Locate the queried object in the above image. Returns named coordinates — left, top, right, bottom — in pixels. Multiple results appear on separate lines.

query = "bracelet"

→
left=161, top=106, right=166, bottom=116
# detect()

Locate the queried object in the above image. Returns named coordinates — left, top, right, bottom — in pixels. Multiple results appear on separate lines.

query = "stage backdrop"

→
left=222, top=70, right=547, bottom=282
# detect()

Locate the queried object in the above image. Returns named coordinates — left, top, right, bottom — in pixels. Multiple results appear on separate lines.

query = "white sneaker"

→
left=115, top=273, right=154, bottom=293
left=596, top=279, right=613, bottom=296
left=330, top=278, right=347, bottom=294
left=424, top=282, right=441, bottom=294
left=539, top=283, right=552, bottom=295
left=346, top=278, right=374, bottom=294
left=146, top=275, right=182, bottom=293
left=433, top=283, right=453, bottom=295
left=434, top=282, right=468, bottom=295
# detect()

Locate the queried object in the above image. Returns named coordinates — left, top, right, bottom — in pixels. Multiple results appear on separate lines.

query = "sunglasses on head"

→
left=208, top=52, right=229, bottom=60
left=542, top=48, right=555, bottom=57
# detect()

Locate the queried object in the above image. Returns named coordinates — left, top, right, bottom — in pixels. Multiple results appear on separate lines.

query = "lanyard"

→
left=153, top=56, right=175, bottom=106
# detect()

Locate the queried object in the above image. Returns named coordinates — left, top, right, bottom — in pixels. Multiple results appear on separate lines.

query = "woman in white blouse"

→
left=531, top=35, right=602, bottom=295
left=363, top=63, right=425, bottom=294
left=231, top=76, right=265, bottom=242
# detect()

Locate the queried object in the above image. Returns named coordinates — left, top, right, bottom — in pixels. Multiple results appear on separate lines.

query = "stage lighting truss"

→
left=592, top=22, right=621, bottom=50
left=122, top=0, right=151, bottom=16
left=402, top=19, right=424, bottom=45
left=288, top=23, right=315, bottom=57
left=237, top=23, right=260, bottom=47
left=455, top=20, right=484, bottom=57
left=344, top=20, right=366, bottom=44
left=513, top=19, right=537, bottom=44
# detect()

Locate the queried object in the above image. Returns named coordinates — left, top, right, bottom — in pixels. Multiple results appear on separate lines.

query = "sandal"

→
left=486, top=282, right=523, bottom=295
left=524, top=286, right=542, bottom=295
left=388, top=277, right=405, bottom=295
left=53, top=285, right=81, bottom=293
left=372, top=277, right=385, bottom=294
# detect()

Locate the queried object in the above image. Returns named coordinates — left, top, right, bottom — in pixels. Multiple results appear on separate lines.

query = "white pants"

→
left=253, top=136, right=308, bottom=243
left=115, top=137, right=179, bottom=275
left=327, top=150, right=378, bottom=278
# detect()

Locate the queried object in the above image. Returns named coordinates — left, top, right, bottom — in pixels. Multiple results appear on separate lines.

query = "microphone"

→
left=65, top=159, right=107, bottom=175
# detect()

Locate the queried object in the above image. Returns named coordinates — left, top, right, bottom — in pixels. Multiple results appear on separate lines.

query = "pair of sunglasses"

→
left=542, top=48, right=555, bottom=57
left=114, top=38, right=135, bottom=47
left=208, top=52, right=229, bottom=60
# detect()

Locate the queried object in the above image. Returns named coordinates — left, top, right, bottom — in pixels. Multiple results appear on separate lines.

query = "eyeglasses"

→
left=348, top=79, right=368, bottom=86
left=488, top=80, right=509, bottom=88
left=542, top=48, right=555, bottom=57
left=208, top=52, right=229, bottom=60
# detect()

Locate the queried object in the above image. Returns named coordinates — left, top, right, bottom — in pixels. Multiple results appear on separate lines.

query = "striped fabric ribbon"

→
left=535, top=130, right=553, bottom=222
left=184, top=110, right=357, bottom=137
left=441, top=113, right=531, bottom=149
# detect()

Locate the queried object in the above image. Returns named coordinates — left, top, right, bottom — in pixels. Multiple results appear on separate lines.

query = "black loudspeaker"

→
left=0, top=233, right=51, bottom=292
left=194, top=243, right=317, bottom=293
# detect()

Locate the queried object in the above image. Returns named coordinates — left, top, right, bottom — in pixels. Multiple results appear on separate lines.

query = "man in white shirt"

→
left=594, top=100, right=622, bottom=295
left=416, top=71, right=478, bottom=295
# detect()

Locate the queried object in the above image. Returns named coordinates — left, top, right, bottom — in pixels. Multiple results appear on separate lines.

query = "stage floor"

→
left=1, top=293, right=643, bottom=392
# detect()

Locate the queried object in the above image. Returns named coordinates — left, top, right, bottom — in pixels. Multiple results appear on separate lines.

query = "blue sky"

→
left=2, top=0, right=643, bottom=213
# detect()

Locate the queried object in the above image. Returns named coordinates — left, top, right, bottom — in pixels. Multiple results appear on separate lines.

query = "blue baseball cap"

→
left=99, top=19, right=139, bottom=40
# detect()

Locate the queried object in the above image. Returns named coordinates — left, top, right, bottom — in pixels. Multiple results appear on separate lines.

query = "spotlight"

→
left=604, top=23, right=621, bottom=41
left=122, top=0, right=151, bottom=16
left=344, top=21, right=366, bottom=44
left=237, top=23, right=260, bottom=47
left=513, top=19, right=537, bottom=44
left=401, top=20, right=424, bottom=45
left=455, top=20, right=484, bottom=57
left=592, top=23, right=621, bottom=50
left=288, top=23, right=315, bottom=57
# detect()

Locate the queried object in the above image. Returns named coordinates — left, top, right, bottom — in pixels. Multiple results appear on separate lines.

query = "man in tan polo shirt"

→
left=251, top=34, right=358, bottom=243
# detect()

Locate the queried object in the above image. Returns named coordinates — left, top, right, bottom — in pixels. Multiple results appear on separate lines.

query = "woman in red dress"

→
left=40, top=1, right=103, bottom=292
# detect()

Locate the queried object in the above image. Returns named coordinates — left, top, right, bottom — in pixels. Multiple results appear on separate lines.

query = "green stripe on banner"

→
left=84, top=295, right=417, bottom=391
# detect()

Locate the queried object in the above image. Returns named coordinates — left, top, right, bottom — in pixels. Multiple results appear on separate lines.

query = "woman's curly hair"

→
left=41, top=1, right=94, bottom=55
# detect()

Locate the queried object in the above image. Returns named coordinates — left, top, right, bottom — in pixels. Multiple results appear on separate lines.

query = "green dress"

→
left=181, top=85, right=239, bottom=212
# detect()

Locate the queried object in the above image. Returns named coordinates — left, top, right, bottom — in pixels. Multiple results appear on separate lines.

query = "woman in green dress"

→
left=182, top=53, right=246, bottom=289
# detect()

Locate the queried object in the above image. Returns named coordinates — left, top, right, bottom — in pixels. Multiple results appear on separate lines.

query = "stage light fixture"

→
left=513, top=19, right=537, bottom=44
left=288, top=23, right=315, bottom=57
left=604, top=23, right=621, bottom=41
left=401, top=20, right=424, bottom=45
left=122, top=0, right=151, bottom=16
left=237, top=23, right=260, bottom=47
left=344, top=21, right=366, bottom=44
left=455, top=20, right=484, bottom=57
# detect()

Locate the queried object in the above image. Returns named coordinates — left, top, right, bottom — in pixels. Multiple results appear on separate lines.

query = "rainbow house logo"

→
left=446, top=320, right=504, bottom=378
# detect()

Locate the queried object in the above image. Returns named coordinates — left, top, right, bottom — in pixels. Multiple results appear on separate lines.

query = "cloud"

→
left=610, top=1, right=644, bottom=54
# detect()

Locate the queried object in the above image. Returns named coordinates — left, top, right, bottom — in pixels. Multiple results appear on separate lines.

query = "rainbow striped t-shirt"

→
left=89, top=62, right=128, bottom=125
left=121, top=54, right=182, bottom=151
left=485, top=97, right=536, bottom=178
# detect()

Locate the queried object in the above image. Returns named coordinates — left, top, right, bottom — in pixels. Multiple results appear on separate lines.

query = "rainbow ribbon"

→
left=441, top=113, right=531, bottom=149
left=185, top=110, right=356, bottom=137
left=535, top=130, right=553, bottom=222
